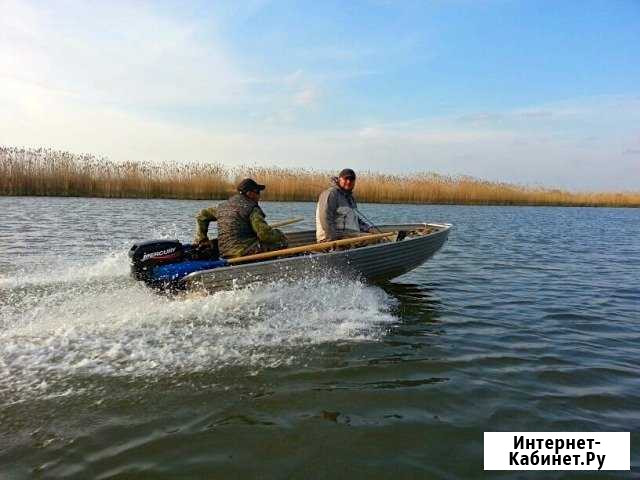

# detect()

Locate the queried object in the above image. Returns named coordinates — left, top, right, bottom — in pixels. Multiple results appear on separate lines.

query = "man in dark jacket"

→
left=315, top=168, right=372, bottom=242
left=194, top=178, right=287, bottom=258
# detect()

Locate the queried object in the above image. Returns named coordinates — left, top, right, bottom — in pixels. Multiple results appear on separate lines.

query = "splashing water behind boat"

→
left=0, top=248, right=397, bottom=406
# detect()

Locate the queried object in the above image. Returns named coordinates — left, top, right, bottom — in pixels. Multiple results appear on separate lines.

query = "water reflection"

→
left=380, top=281, right=442, bottom=324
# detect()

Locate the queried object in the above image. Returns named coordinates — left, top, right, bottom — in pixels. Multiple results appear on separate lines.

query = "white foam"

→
left=0, top=251, right=397, bottom=405
left=0, top=251, right=130, bottom=289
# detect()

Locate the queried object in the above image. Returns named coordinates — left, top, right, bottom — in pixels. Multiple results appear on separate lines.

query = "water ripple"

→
left=1, top=198, right=638, bottom=478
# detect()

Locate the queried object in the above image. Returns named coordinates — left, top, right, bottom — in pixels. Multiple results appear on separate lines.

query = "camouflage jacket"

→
left=195, top=195, right=285, bottom=258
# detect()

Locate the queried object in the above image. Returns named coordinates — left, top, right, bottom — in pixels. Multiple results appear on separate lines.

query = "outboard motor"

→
left=128, top=240, right=183, bottom=282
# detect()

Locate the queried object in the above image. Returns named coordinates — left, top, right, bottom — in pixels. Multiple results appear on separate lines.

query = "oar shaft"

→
left=270, top=217, right=304, bottom=228
left=227, top=231, right=394, bottom=265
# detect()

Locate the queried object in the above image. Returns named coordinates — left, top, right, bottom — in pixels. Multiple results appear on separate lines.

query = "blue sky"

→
left=1, top=0, right=639, bottom=190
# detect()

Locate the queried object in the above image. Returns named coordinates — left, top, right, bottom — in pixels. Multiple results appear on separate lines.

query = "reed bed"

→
left=1, top=147, right=638, bottom=207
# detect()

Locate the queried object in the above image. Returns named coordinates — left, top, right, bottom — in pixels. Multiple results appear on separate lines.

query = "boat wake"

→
left=0, top=249, right=397, bottom=405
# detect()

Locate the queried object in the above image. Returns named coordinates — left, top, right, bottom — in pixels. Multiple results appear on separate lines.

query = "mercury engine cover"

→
left=128, top=239, right=183, bottom=281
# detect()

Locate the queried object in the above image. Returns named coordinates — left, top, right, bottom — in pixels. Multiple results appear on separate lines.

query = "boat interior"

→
left=283, top=223, right=447, bottom=248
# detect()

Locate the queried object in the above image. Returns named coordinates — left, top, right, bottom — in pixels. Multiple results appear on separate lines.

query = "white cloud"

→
left=293, top=86, right=320, bottom=107
left=1, top=2, right=638, bottom=191
left=281, top=70, right=321, bottom=108
left=2, top=71, right=639, bottom=191
left=0, top=0, right=243, bottom=108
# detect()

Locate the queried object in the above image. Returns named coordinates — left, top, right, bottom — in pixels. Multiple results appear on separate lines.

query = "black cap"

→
left=237, top=178, right=266, bottom=193
left=338, top=168, right=356, bottom=180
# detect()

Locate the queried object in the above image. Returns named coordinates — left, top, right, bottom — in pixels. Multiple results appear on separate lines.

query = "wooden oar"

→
left=227, top=231, right=395, bottom=265
left=270, top=217, right=304, bottom=228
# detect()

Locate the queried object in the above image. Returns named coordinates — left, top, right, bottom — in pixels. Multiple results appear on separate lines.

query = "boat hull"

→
left=182, top=223, right=450, bottom=291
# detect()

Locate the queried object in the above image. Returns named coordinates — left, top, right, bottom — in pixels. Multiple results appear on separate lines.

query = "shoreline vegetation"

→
left=1, top=147, right=638, bottom=207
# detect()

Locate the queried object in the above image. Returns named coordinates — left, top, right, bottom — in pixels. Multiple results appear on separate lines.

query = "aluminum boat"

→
left=128, top=223, right=451, bottom=291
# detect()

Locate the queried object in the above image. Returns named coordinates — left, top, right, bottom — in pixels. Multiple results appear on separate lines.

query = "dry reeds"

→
left=0, top=147, right=232, bottom=200
left=1, top=146, right=638, bottom=207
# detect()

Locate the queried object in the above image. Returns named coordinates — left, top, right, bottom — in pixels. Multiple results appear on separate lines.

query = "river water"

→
left=0, top=197, right=638, bottom=478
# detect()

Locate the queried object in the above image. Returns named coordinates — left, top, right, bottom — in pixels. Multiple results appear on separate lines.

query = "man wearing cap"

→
left=315, top=168, right=373, bottom=242
left=194, top=178, right=287, bottom=258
